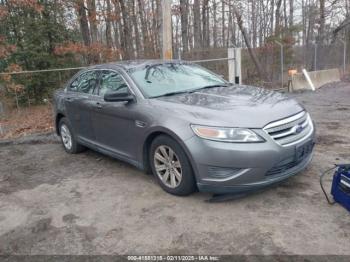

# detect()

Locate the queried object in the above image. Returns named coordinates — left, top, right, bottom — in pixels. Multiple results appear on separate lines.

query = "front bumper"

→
left=184, top=128, right=316, bottom=194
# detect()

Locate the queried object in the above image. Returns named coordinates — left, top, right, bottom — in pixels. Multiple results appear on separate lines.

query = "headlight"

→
left=191, top=125, right=264, bottom=143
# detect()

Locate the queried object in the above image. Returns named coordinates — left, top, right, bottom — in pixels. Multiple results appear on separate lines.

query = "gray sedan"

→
left=53, top=60, right=315, bottom=196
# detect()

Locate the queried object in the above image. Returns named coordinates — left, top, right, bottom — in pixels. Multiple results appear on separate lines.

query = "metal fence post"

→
left=275, top=41, right=284, bottom=89
left=340, top=40, right=346, bottom=74
left=314, top=43, right=317, bottom=71
left=234, top=48, right=242, bottom=84
left=228, top=48, right=241, bottom=84
left=228, top=48, right=235, bottom=83
left=58, top=71, right=61, bottom=87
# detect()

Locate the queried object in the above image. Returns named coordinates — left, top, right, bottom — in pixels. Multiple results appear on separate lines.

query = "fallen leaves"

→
left=0, top=104, right=54, bottom=140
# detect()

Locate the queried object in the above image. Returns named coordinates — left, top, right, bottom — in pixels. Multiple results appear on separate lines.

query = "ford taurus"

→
left=53, top=60, right=315, bottom=196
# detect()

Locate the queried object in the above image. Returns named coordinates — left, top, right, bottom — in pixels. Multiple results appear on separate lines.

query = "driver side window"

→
left=69, top=71, right=98, bottom=94
left=99, top=70, right=129, bottom=97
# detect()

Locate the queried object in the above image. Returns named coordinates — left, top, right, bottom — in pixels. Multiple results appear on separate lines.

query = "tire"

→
left=58, top=117, right=85, bottom=154
left=150, top=135, right=196, bottom=196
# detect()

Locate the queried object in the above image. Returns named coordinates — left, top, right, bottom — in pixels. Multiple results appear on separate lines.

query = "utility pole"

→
left=161, top=0, right=173, bottom=59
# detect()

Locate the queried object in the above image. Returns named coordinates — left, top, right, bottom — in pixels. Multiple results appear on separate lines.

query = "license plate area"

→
left=295, top=140, right=314, bottom=162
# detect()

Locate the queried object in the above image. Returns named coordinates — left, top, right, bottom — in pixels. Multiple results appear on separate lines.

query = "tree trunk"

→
left=251, top=1, right=257, bottom=48
left=222, top=0, right=225, bottom=46
left=112, top=0, right=122, bottom=52
left=283, top=0, right=287, bottom=31
left=76, top=0, right=90, bottom=47
left=105, top=0, right=113, bottom=48
left=213, top=0, right=217, bottom=48
left=156, top=0, right=161, bottom=55
left=232, top=4, right=269, bottom=82
left=119, top=0, right=131, bottom=59
left=193, top=0, right=201, bottom=48
left=289, top=0, right=294, bottom=28
left=270, top=0, right=274, bottom=35
left=275, top=0, right=283, bottom=36
left=317, top=0, right=325, bottom=44
left=180, top=0, right=189, bottom=52
left=137, top=0, right=149, bottom=56
left=201, top=0, right=209, bottom=47
left=87, top=0, right=98, bottom=44
left=131, top=0, right=141, bottom=58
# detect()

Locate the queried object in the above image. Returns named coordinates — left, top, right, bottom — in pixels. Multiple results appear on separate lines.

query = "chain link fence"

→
left=242, top=40, right=348, bottom=88
left=182, top=41, right=348, bottom=89
left=0, top=41, right=348, bottom=138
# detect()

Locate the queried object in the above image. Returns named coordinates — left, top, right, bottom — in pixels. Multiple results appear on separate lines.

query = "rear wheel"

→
left=150, top=135, right=196, bottom=196
left=58, top=117, right=85, bottom=154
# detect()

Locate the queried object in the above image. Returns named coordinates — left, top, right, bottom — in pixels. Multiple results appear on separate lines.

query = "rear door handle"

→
left=65, top=97, right=72, bottom=101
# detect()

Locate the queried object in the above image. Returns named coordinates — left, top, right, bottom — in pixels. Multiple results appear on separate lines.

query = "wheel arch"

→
left=142, top=128, right=197, bottom=178
left=55, top=113, right=65, bottom=135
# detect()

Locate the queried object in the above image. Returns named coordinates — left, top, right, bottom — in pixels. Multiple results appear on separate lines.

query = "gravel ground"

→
left=0, top=82, right=349, bottom=255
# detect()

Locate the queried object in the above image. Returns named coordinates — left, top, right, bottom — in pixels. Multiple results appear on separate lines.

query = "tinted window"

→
left=129, top=63, right=226, bottom=98
left=99, top=70, right=129, bottom=97
left=69, top=71, right=98, bottom=94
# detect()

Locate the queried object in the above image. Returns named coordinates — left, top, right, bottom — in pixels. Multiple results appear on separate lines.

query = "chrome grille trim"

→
left=264, top=111, right=306, bottom=130
left=263, top=111, right=314, bottom=146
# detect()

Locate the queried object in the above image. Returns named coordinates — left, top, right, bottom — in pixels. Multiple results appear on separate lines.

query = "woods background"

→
left=0, top=0, right=349, bottom=106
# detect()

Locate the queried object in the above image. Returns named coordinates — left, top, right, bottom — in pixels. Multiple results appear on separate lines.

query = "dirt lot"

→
left=0, top=82, right=349, bottom=255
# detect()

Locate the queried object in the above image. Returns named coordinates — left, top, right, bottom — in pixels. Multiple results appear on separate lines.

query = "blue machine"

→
left=320, top=164, right=350, bottom=212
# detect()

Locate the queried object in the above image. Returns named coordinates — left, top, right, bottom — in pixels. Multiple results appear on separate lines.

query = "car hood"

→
left=151, top=85, right=304, bottom=128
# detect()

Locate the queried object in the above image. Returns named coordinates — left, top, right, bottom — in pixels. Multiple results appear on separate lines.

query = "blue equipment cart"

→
left=320, top=164, right=350, bottom=212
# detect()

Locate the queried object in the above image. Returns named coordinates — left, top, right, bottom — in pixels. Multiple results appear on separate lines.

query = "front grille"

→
left=266, top=152, right=311, bottom=176
left=264, top=111, right=313, bottom=146
left=266, top=160, right=300, bottom=176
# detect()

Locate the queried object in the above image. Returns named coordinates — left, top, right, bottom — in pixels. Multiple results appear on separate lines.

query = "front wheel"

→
left=150, top=135, right=196, bottom=196
left=58, top=117, right=85, bottom=154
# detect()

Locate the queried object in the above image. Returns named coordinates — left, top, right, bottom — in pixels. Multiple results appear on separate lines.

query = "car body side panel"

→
left=91, top=99, right=140, bottom=160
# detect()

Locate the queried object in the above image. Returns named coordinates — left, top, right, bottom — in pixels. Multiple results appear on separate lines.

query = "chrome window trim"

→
left=64, top=68, right=140, bottom=100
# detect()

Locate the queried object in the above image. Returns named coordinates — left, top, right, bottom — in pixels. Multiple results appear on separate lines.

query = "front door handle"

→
left=65, top=97, right=72, bottom=101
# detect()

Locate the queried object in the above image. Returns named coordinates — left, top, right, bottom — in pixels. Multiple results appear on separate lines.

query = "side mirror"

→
left=104, top=91, right=135, bottom=103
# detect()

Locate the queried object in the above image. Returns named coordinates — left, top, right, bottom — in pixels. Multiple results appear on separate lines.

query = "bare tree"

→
left=212, top=0, right=218, bottom=48
left=231, top=2, right=268, bottom=81
left=202, top=0, right=209, bottom=47
left=76, top=0, right=91, bottom=47
left=193, top=0, right=201, bottom=48
left=275, top=0, right=283, bottom=36
left=289, top=0, right=294, bottom=28
left=119, top=0, right=132, bottom=59
left=131, top=0, right=141, bottom=57
left=317, top=0, right=325, bottom=44
left=105, top=0, right=113, bottom=48
left=180, top=0, right=189, bottom=52
left=87, top=0, right=98, bottom=44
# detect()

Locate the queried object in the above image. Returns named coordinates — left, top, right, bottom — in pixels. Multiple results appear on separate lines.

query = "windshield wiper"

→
left=150, top=84, right=230, bottom=98
left=188, top=84, right=230, bottom=93
left=150, top=90, right=191, bottom=98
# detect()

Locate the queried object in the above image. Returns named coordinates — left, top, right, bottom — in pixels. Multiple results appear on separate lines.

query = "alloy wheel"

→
left=60, top=124, right=72, bottom=150
left=154, top=145, right=182, bottom=188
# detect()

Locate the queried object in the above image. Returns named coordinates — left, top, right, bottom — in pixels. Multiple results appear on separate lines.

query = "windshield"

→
left=128, top=63, right=227, bottom=98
